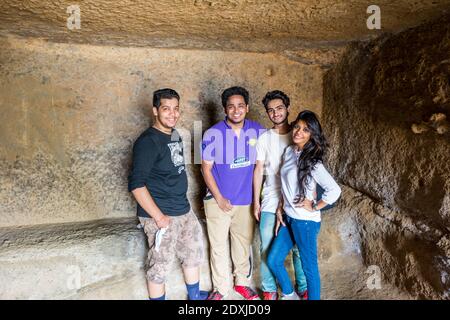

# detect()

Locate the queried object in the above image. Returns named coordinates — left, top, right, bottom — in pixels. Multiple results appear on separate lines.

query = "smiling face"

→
left=225, top=94, right=249, bottom=125
left=152, top=97, right=180, bottom=132
left=292, top=120, right=311, bottom=149
left=266, top=98, right=289, bottom=125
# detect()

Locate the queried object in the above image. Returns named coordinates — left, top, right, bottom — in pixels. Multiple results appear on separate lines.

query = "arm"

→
left=275, top=198, right=286, bottom=236
left=131, top=187, right=169, bottom=228
left=253, top=160, right=265, bottom=221
left=303, top=163, right=342, bottom=212
left=201, top=160, right=233, bottom=212
left=316, top=184, right=335, bottom=211
left=308, top=199, right=329, bottom=212
left=128, top=136, right=169, bottom=228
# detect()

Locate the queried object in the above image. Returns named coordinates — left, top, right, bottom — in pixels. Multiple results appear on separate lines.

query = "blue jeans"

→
left=267, top=215, right=321, bottom=300
left=259, top=211, right=307, bottom=293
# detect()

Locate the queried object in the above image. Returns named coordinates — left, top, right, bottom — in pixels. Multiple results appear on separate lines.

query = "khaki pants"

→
left=204, top=198, right=255, bottom=295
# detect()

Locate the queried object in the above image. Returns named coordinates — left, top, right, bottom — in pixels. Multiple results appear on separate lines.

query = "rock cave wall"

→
left=0, top=35, right=323, bottom=228
left=323, top=14, right=450, bottom=299
left=1, top=6, right=449, bottom=300
left=0, top=34, right=324, bottom=299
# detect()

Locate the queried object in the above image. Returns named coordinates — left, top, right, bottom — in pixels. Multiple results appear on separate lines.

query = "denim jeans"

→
left=259, top=211, right=307, bottom=293
left=267, top=215, right=321, bottom=300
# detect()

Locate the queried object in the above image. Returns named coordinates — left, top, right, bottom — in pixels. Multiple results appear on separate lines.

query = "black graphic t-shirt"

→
left=128, top=127, right=190, bottom=217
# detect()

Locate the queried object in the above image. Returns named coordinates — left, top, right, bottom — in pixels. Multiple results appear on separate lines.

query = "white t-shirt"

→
left=280, top=145, right=341, bottom=222
left=256, top=129, right=292, bottom=213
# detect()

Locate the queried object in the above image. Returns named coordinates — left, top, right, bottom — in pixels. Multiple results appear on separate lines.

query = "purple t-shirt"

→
left=201, top=118, right=265, bottom=205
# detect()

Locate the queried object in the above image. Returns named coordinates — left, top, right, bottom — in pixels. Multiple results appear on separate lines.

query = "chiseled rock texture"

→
left=0, top=35, right=323, bottom=228
left=323, top=14, right=450, bottom=299
left=0, top=197, right=411, bottom=300
left=1, top=1, right=449, bottom=301
left=0, top=218, right=149, bottom=299
left=0, top=217, right=213, bottom=299
left=1, top=0, right=449, bottom=52
left=1, top=1, right=449, bottom=68
left=319, top=188, right=414, bottom=300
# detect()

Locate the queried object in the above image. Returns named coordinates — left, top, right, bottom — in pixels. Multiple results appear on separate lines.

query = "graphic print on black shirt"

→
left=168, top=142, right=184, bottom=166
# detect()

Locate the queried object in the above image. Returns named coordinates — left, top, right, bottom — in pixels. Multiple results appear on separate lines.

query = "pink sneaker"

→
left=207, top=291, right=225, bottom=300
left=262, top=291, right=278, bottom=300
left=234, top=285, right=260, bottom=300
left=297, top=289, right=308, bottom=300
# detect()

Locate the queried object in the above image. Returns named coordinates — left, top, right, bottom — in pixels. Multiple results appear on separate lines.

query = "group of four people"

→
left=128, top=86, right=341, bottom=301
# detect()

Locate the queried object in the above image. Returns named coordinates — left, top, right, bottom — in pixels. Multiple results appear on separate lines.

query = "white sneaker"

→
left=281, top=291, right=300, bottom=300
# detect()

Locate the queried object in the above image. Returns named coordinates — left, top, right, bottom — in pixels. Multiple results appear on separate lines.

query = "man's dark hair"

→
left=262, top=90, right=290, bottom=109
left=221, top=86, right=249, bottom=108
left=153, top=88, right=180, bottom=108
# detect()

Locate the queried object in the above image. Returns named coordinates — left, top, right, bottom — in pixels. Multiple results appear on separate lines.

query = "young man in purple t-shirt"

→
left=201, top=86, right=264, bottom=300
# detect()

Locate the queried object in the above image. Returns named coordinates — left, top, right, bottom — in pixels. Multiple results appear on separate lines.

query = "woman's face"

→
left=292, top=120, right=311, bottom=148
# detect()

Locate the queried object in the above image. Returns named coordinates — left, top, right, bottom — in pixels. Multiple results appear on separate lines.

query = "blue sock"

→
left=149, top=294, right=165, bottom=300
left=186, top=282, right=208, bottom=300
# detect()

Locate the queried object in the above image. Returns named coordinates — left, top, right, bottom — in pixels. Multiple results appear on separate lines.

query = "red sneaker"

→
left=207, top=291, right=225, bottom=300
left=297, top=289, right=308, bottom=300
left=234, top=285, right=260, bottom=300
left=262, top=291, right=278, bottom=300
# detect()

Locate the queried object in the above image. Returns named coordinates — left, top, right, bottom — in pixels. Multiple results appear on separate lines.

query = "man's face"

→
left=153, top=98, right=180, bottom=129
left=266, top=98, right=289, bottom=125
left=225, top=95, right=249, bottom=125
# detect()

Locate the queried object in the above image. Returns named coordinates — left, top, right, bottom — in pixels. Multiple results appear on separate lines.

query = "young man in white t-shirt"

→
left=253, top=90, right=308, bottom=300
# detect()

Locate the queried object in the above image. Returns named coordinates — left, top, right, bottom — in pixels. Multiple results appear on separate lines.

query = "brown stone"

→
left=1, top=0, right=450, bottom=301
left=323, top=15, right=450, bottom=299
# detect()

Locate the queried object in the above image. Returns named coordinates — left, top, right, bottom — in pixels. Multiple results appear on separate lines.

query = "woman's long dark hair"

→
left=293, top=110, right=328, bottom=204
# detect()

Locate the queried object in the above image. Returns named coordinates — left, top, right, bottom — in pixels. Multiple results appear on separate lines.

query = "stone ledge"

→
left=0, top=217, right=212, bottom=299
left=0, top=191, right=419, bottom=300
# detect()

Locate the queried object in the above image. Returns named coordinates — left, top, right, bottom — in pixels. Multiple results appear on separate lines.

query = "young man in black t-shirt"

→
left=128, top=88, right=207, bottom=300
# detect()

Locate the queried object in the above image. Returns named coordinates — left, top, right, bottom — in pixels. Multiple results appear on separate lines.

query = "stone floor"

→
left=163, top=220, right=413, bottom=300
left=163, top=253, right=413, bottom=300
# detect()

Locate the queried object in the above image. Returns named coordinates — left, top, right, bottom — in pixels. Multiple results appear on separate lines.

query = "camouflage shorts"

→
left=138, top=210, right=204, bottom=284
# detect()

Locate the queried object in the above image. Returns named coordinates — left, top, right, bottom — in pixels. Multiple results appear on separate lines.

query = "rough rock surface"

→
left=1, top=1, right=449, bottom=301
left=0, top=201, right=412, bottom=299
left=0, top=35, right=323, bottom=227
left=323, top=15, right=450, bottom=299
left=283, top=46, right=348, bottom=68
left=0, top=217, right=215, bottom=299
left=1, top=1, right=449, bottom=54
left=0, top=218, right=149, bottom=299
